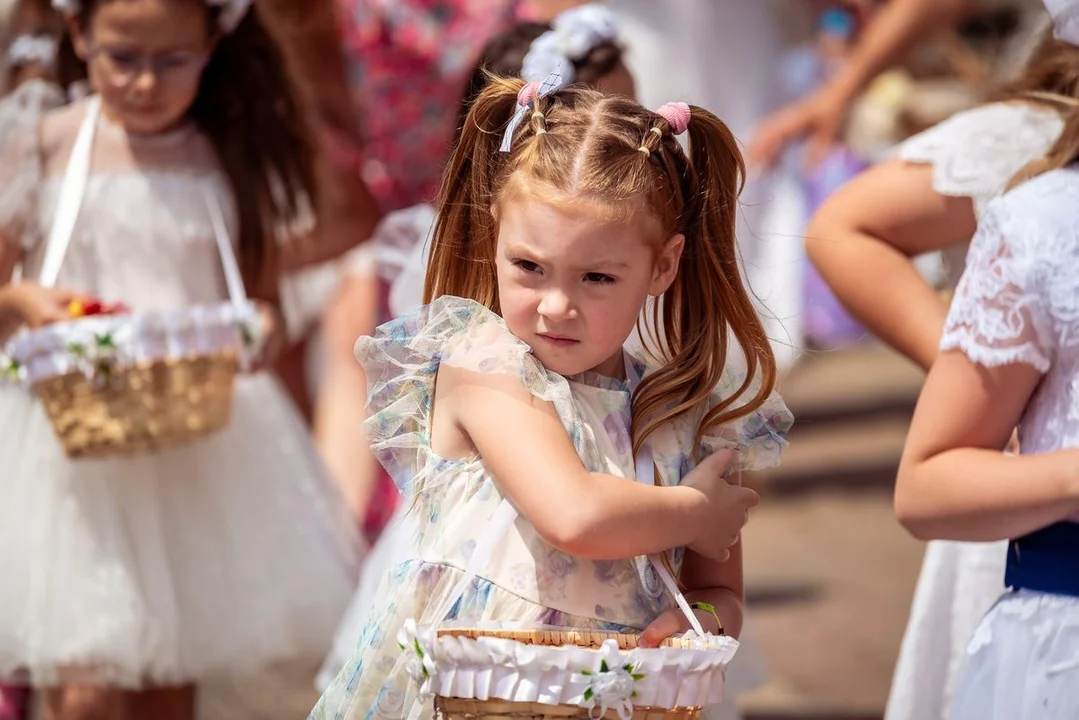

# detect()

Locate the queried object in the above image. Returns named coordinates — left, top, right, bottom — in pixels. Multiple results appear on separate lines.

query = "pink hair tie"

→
left=656, top=102, right=691, bottom=135
left=518, top=82, right=541, bottom=107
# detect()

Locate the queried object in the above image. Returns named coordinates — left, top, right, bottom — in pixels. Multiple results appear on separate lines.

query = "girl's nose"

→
left=537, top=288, right=576, bottom=320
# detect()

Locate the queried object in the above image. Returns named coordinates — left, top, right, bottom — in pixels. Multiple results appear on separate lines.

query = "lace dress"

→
left=939, top=166, right=1079, bottom=720
left=0, top=85, right=360, bottom=688
left=311, top=296, right=793, bottom=720
left=883, top=101, right=1063, bottom=720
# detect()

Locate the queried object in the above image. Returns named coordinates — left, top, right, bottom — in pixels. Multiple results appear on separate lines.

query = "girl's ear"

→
left=69, top=18, right=89, bottom=60
left=649, top=233, right=685, bottom=297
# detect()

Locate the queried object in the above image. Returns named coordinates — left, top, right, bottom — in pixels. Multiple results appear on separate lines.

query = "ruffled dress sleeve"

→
left=894, top=102, right=1063, bottom=215
left=354, top=295, right=580, bottom=501
left=641, top=353, right=794, bottom=482
left=0, top=80, right=65, bottom=252
left=696, top=367, right=794, bottom=473
left=939, top=188, right=1060, bottom=373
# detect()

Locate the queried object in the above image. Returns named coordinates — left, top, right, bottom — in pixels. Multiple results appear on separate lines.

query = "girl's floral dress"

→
left=312, top=296, right=793, bottom=719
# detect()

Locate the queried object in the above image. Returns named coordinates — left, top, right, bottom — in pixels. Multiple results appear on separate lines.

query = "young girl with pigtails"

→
left=312, top=73, right=792, bottom=720
left=0, top=0, right=360, bottom=718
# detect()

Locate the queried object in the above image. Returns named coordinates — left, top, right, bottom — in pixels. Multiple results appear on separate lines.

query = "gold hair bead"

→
left=637, top=146, right=650, bottom=157
left=536, top=128, right=548, bottom=135
left=649, top=126, right=663, bottom=138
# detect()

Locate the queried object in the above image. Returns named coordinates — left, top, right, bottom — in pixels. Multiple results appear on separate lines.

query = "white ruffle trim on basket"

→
left=4, top=301, right=261, bottom=386
left=399, top=621, right=737, bottom=717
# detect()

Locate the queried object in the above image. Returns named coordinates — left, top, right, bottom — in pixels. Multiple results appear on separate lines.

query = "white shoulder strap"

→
left=39, top=96, right=100, bottom=288
left=37, top=97, right=248, bottom=304
left=203, top=184, right=248, bottom=305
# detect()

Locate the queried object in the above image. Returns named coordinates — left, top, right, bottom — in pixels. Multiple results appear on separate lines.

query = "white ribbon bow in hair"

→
left=1043, top=0, right=1079, bottom=46
left=521, top=2, right=618, bottom=84
left=7, top=34, right=59, bottom=67
left=51, top=0, right=251, bottom=33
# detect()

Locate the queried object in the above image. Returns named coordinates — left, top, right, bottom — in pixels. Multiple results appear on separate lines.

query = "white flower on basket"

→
left=0, top=354, right=23, bottom=384
left=67, top=331, right=126, bottom=389
left=397, top=619, right=437, bottom=692
left=572, top=640, right=644, bottom=720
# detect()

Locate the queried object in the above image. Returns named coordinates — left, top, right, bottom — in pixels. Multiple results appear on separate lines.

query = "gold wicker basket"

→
left=33, top=352, right=239, bottom=459
left=432, top=629, right=702, bottom=720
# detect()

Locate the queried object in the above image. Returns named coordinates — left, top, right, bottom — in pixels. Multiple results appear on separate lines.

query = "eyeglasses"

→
left=86, top=43, right=210, bottom=88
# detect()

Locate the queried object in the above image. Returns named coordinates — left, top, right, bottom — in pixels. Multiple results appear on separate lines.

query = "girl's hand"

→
left=7, top=282, right=78, bottom=328
left=681, top=451, right=758, bottom=563
left=638, top=603, right=725, bottom=649
left=250, top=301, right=287, bottom=372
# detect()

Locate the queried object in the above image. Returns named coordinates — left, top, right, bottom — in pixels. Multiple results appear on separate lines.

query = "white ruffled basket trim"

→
left=400, top=621, right=737, bottom=716
left=4, top=301, right=261, bottom=386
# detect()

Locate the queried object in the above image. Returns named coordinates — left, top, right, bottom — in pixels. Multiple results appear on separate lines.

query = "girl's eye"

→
left=513, top=259, right=541, bottom=274
left=106, top=49, right=141, bottom=69
left=157, top=53, right=198, bottom=71
left=584, top=272, right=616, bottom=285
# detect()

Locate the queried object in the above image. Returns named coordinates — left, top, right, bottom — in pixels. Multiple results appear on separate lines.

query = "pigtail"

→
left=632, top=106, right=777, bottom=459
left=425, top=76, right=524, bottom=308
left=682, top=107, right=775, bottom=449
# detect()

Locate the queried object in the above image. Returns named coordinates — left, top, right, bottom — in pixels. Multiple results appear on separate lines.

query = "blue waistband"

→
left=1005, top=522, right=1079, bottom=598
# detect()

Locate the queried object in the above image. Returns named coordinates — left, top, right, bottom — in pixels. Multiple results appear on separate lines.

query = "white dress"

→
left=0, top=85, right=361, bottom=689
left=883, top=100, right=1063, bottom=720
left=938, top=166, right=1079, bottom=720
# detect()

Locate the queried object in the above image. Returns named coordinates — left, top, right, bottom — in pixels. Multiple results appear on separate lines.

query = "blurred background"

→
left=0, top=0, right=1053, bottom=718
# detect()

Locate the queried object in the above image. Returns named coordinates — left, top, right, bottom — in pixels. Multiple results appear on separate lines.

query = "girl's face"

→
left=495, top=191, right=684, bottom=379
left=72, top=0, right=214, bottom=134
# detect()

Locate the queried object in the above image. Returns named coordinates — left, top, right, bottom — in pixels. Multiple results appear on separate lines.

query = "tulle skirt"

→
left=0, top=373, right=362, bottom=689
left=885, top=539, right=1006, bottom=720
left=950, top=589, right=1079, bottom=720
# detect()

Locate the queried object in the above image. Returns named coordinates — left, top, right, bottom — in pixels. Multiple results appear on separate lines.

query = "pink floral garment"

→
left=335, top=0, right=526, bottom=212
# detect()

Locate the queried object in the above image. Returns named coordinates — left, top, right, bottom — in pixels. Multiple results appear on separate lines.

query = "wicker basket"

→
left=418, top=627, right=730, bottom=720
left=4, top=300, right=258, bottom=460
left=33, top=352, right=239, bottom=459
left=436, top=698, right=698, bottom=720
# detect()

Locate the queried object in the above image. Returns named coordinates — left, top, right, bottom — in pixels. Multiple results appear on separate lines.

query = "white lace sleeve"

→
left=895, top=102, right=1063, bottom=215
left=940, top=197, right=1055, bottom=372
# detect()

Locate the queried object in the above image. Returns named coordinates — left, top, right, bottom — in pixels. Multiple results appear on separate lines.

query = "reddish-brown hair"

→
left=1000, top=29, right=1079, bottom=188
left=425, top=76, right=777, bottom=457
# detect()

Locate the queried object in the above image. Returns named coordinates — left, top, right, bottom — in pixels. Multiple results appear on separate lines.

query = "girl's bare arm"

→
left=806, top=159, right=976, bottom=370
left=896, top=351, right=1079, bottom=541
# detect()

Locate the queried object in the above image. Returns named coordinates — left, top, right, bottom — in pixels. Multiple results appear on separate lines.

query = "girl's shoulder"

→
left=355, top=296, right=581, bottom=498
left=943, top=166, right=1079, bottom=373
left=36, top=93, right=92, bottom=168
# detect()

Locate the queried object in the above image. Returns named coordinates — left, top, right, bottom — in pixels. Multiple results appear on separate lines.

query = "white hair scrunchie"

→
left=520, top=2, right=619, bottom=84
left=1043, top=0, right=1079, bottom=45
left=51, top=0, right=251, bottom=33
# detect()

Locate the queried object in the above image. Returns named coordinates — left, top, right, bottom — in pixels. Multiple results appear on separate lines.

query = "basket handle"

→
left=431, top=352, right=708, bottom=637
left=38, top=96, right=248, bottom=306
